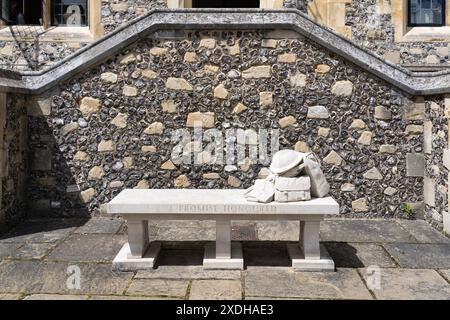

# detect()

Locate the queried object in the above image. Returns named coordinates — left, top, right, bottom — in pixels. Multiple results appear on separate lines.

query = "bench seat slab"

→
left=287, top=243, right=335, bottom=272
left=112, top=242, right=161, bottom=272
left=203, top=242, right=244, bottom=270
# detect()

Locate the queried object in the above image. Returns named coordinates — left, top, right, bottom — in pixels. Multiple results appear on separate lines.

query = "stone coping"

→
left=1, top=8, right=450, bottom=95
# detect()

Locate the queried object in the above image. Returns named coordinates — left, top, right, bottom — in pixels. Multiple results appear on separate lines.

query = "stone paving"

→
left=1, top=218, right=450, bottom=300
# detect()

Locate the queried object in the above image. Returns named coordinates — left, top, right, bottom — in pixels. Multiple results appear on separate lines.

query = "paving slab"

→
left=90, top=295, right=179, bottom=300
left=362, top=268, right=450, bottom=300
left=323, top=243, right=397, bottom=268
left=0, top=243, right=22, bottom=259
left=10, top=243, right=56, bottom=260
left=383, top=243, right=450, bottom=269
left=320, top=219, right=415, bottom=243
left=74, top=218, right=124, bottom=235
left=0, top=260, right=133, bottom=295
left=440, top=270, right=450, bottom=282
left=243, top=243, right=292, bottom=267
left=46, top=234, right=126, bottom=262
left=135, top=266, right=241, bottom=280
left=256, top=221, right=299, bottom=241
left=397, top=220, right=450, bottom=244
left=0, top=294, right=22, bottom=300
left=244, top=267, right=372, bottom=300
left=0, top=220, right=81, bottom=243
left=23, top=294, right=88, bottom=300
left=126, top=279, right=189, bottom=298
left=189, top=280, right=242, bottom=300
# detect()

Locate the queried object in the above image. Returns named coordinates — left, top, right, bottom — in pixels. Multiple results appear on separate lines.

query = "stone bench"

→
left=107, top=189, right=339, bottom=271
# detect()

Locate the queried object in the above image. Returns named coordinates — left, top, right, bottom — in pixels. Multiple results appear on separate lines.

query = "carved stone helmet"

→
left=269, top=150, right=304, bottom=174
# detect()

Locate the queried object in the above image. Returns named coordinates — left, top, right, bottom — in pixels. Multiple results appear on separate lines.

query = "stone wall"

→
left=0, top=93, right=27, bottom=232
left=23, top=29, right=432, bottom=220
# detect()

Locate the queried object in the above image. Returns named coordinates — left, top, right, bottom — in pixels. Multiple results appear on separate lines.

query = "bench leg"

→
left=216, top=218, right=231, bottom=259
left=287, top=218, right=335, bottom=272
left=300, top=220, right=320, bottom=260
left=127, top=220, right=149, bottom=258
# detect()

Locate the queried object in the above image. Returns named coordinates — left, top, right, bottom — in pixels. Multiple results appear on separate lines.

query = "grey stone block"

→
left=126, top=279, right=189, bottom=298
left=423, top=121, right=432, bottom=155
left=383, top=243, right=450, bottom=268
left=397, top=220, right=450, bottom=244
left=406, top=153, right=425, bottom=177
left=424, top=177, right=436, bottom=207
left=135, top=266, right=241, bottom=280
left=189, top=280, right=242, bottom=300
left=323, top=243, right=397, bottom=268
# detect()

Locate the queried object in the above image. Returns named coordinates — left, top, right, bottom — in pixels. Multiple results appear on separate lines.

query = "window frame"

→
left=407, top=0, right=446, bottom=27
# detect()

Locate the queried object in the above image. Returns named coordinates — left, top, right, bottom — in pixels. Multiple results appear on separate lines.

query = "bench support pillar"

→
left=287, top=219, right=335, bottom=272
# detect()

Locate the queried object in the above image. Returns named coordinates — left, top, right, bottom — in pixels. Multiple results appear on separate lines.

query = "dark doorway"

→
left=0, top=0, right=43, bottom=25
left=192, top=0, right=260, bottom=8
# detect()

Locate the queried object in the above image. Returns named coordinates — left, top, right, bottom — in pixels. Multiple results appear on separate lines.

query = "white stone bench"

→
left=107, top=189, right=339, bottom=271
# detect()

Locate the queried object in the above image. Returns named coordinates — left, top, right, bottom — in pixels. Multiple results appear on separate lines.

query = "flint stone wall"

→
left=23, top=29, right=437, bottom=220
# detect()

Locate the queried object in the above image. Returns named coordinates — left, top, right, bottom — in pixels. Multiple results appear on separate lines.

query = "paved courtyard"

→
left=1, top=218, right=450, bottom=300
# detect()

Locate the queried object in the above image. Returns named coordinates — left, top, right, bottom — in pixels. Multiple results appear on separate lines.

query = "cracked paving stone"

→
left=244, top=267, right=372, bottom=300
left=361, top=268, right=450, bottom=300
left=383, top=243, right=450, bottom=269
left=320, top=220, right=415, bottom=243
left=324, top=243, right=397, bottom=268
left=396, top=220, right=450, bottom=244
left=0, top=260, right=133, bottom=295
left=135, top=266, right=241, bottom=280
left=10, top=243, right=56, bottom=260
left=126, top=279, right=189, bottom=298
left=46, top=234, right=125, bottom=262
left=189, top=280, right=242, bottom=300
left=0, top=243, right=22, bottom=259
left=74, top=218, right=124, bottom=235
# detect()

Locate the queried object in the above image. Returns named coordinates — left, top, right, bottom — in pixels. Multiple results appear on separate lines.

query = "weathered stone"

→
left=261, top=39, right=277, bottom=48
left=190, top=280, right=241, bottom=300
left=259, top=92, right=273, bottom=107
left=294, top=141, right=310, bottom=153
left=98, top=140, right=115, bottom=152
left=111, top=2, right=128, bottom=12
left=384, top=243, right=450, bottom=269
left=73, top=151, right=88, bottom=161
left=331, top=80, right=353, bottom=96
left=134, top=180, right=150, bottom=189
left=278, top=53, right=296, bottom=63
left=80, top=188, right=96, bottom=203
left=341, top=183, right=355, bottom=192
left=100, top=72, right=118, bottom=83
left=384, top=187, right=398, bottom=196
left=174, top=175, right=191, bottom=188
left=88, top=166, right=105, bottom=180
left=406, top=153, right=424, bottom=177
left=160, top=160, right=176, bottom=170
left=233, top=102, right=247, bottom=114
left=186, top=112, right=215, bottom=128
left=227, top=176, right=242, bottom=188
left=352, top=198, right=369, bottom=212
left=405, top=125, right=424, bottom=135
left=166, top=77, right=193, bottom=91
left=161, top=100, right=177, bottom=113
left=79, top=97, right=100, bottom=115
left=379, top=144, right=396, bottom=154
left=404, top=99, right=425, bottom=120
left=357, top=131, right=373, bottom=145
left=363, top=167, right=383, bottom=180
left=119, top=53, right=136, bottom=64
left=424, top=121, right=432, bottom=154
left=127, top=279, right=188, bottom=298
left=199, top=38, right=216, bottom=49
left=214, top=84, right=229, bottom=99
left=383, top=51, right=400, bottom=64
left=424, top=177, right=436, bottom=207
left=278, top=116, right=297, bottom=128
left=409, top=47, right=424, bottom=55
left=203, top=172, right=220, bottom=180
left=289, top=73, right=306, bottom=87
left=61, top=122, right=79, bottom=135
left=318, top=127, right=330, bottom=137
left=239, top=157, right=251, bottom=172
left=204, top=64, right=220, bottom=73
left=425, top=54, right=440, bottom=64
left=144, top=122, right=164, bottom=135
left=184, top=52, right=198, bottom=63
left=323, top=150, right=343, bottom=166
left=109, top=181, right=124, bottom=189
left=149, top=47, right=168, bottom=56
left=349, top=119, right=366, bottom=129
left=374, top=106, right=392, bottom=120
left=111, top=113, right=128, bottom=128
left=141, top=69, right=158, bottom=79
left=228, top=43, right=240, bottom=55
left=242, top=66, right=271, bottom=79
left=123, top=157, right=133, bottom=169
left=122, top=85, right=138, bottom=97
left=258, top=168, right=271, bottom=179
left=315, top=64, right=331, bottom=74
left=307, top=106, right=329, bottom=119
left=141, top=146, right=157, bottom=153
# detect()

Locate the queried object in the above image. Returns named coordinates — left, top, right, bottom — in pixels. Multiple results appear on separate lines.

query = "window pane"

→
left=410, top=0, right=444, bottom=25
left=52, top=0, right=87, bottom=26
